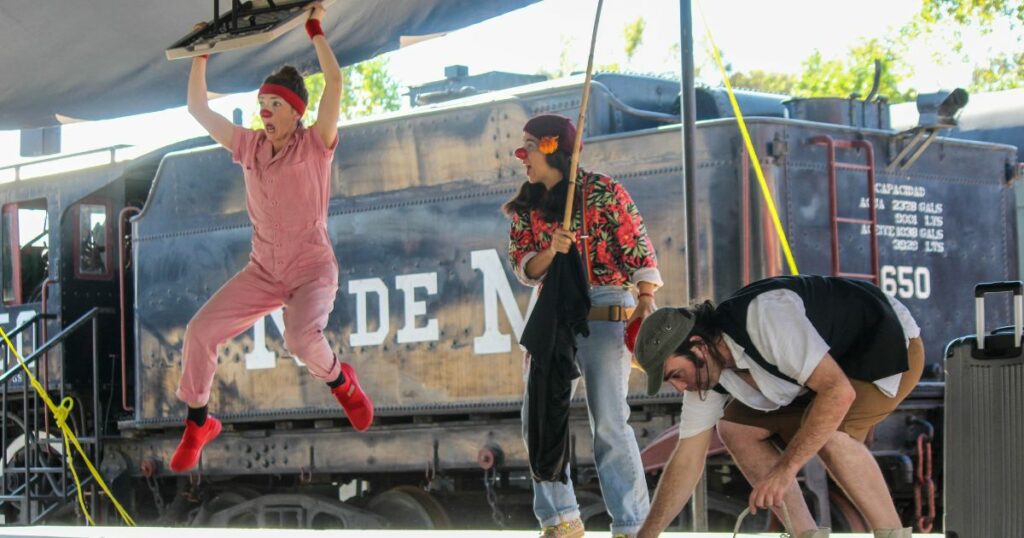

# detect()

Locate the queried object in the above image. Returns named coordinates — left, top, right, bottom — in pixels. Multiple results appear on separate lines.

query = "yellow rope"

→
left=0, top=327, right=136, bottom=526
left=53, top=397, right=94, bottom=525
left=695, top=0, right=800, bottom=276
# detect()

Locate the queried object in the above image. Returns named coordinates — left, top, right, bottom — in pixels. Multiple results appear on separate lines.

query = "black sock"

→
left=187, top=405, right=208, bottom=426
left=327, top=371, right=347, bottom=389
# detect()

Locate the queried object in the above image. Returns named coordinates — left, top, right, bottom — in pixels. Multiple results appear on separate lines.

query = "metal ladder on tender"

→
left=810, top=136, right=880, bottom=283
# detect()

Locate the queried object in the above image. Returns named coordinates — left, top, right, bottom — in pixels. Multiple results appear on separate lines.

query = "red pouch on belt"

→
left=625, top=316, right=642, bottom=353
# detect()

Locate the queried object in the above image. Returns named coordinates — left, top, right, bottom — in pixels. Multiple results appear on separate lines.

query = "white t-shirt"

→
left=677, top=289, right=920, bottom=439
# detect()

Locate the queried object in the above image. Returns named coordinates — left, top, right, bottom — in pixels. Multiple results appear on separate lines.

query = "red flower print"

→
left=505, top=170, right=659, bottom=288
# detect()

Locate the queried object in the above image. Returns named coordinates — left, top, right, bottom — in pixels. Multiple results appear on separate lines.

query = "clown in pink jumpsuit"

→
left=170, top=3, right=373, bottom=473
left=175, top=123, right=342, bottom=405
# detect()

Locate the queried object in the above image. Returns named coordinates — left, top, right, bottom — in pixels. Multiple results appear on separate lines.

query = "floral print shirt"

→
left=507, top=171, right=662, bottom=289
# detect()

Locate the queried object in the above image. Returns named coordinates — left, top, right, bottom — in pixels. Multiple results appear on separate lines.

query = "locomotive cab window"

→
left=2, top=199, right=49, bottom=305
left=74, top=201, right=111, bottom=280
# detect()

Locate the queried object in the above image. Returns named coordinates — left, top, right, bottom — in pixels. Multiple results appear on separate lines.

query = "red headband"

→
left=258, top=83, right=306, bottom=116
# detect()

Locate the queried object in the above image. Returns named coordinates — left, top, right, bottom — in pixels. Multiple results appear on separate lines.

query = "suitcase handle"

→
left=975, top=281, right=1023, bottom=350
left=974, top=281, right=1024, bottom=297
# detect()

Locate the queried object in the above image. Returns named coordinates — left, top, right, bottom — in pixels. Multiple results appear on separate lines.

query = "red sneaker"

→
left=330, top=363, right=374, bottom=431
left=169, top=416, right=222, bottom=473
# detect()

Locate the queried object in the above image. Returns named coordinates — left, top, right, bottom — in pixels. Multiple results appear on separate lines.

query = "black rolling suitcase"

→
left=944, top=281, right=1024, bottom=538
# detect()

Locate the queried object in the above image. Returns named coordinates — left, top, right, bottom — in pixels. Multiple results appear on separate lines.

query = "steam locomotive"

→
left=0, top=71, right=1017, bottom=531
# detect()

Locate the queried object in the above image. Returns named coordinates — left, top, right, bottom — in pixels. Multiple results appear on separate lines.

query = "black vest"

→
left=714, top=275, right=909, bottom=384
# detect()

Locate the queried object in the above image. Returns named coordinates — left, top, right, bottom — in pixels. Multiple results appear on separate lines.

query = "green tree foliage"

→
left=921, top=0, right=1023, bottom=27
left=712, top=1, right=1024, bottom=100
left=562, top=17, right=648, bottom=75
left=728, top=70, right=798, bottom=95
left=919, top=0, right=1023, bottom=92
left=340, top=57, right=401, bottom=119
left=723, top=33, right=914, bottom=102
left=536, top=35, right=578, bottom=77
left=794, top=38, right=915, bottom=102
left=971, top=52, right=1024, bottom=91
left=623, top=17, right=645, bottom=62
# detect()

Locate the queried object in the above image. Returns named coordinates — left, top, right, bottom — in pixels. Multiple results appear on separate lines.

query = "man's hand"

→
left=749, top=463, right=798, bottom=514
left=638, top=430, right=713, bottom=538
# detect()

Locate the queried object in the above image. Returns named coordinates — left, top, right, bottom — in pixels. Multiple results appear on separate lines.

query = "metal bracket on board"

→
left=166, top=0, right=335, bottom=60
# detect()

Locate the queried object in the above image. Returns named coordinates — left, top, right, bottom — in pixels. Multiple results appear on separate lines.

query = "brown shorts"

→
left=721, top=337, right=925, bottom=443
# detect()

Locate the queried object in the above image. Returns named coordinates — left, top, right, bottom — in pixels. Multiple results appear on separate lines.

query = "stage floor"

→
left=0, top=528, right=944, bottom=538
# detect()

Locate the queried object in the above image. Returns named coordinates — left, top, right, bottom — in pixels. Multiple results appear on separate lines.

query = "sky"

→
left=0, top=0, right=1016, bottom=177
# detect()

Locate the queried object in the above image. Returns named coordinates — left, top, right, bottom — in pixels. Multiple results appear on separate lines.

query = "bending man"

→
left=635, top=275, right=920, bottom=538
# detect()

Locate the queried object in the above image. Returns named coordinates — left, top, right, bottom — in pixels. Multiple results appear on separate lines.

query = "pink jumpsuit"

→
left=176, top=125, right=342, bottom=406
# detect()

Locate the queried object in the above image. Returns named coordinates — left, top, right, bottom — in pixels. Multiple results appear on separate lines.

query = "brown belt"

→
left=588, top=305, right=635, bottom=322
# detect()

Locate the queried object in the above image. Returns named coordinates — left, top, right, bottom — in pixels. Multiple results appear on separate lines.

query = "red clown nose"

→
left=260, top=109, right=273, bottom=118
left=514, top=147, right=528, bottom=160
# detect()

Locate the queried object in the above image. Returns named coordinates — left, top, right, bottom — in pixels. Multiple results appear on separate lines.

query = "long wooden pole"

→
left=561, top=0, right=605, bottom=230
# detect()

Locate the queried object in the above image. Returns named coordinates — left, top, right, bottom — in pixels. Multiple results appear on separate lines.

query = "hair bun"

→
left=277, top=65, right=302, bottom=79
left=263, top=64, right=309, bottom=105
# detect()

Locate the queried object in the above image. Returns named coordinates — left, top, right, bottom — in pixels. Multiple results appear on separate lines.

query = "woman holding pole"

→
left=504, top=6, right=659, bottom=535
left=504, top=110, right=661, bottom=536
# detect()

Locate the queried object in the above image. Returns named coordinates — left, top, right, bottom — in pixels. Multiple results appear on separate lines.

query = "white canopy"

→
left=0, top=0, right=538, bottom=130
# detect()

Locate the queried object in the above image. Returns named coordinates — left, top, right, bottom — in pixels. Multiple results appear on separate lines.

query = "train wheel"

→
left=367, top=485, right=451, bottom=529
left=189, top=488, right=260, bottom=526
left=1, top=413, right=65, bottom=524
left=203, top=493, right=385, bottom=529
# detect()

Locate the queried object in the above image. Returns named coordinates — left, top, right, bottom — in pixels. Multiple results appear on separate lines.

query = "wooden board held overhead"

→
left=165, top=0, right=335, bottom=60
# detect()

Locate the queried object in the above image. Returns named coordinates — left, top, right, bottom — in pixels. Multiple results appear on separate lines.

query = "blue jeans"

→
left=522, top=286, right=650, bottom=535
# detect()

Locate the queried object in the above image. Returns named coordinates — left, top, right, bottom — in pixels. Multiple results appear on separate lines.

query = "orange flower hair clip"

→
left=538, top=135, right=559, bottom=155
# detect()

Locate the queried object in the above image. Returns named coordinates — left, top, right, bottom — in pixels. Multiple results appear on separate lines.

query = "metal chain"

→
left=183, top=473, right=203, bottom=503
left=145, top=474, right=165, bottom=517
left=913, top=433, right=936, bottom=532
left=483, top=467, right=505, bottom=529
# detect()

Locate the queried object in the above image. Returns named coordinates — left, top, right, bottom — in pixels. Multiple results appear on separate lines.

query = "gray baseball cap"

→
left=635, top=307, right=697, bottom=395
